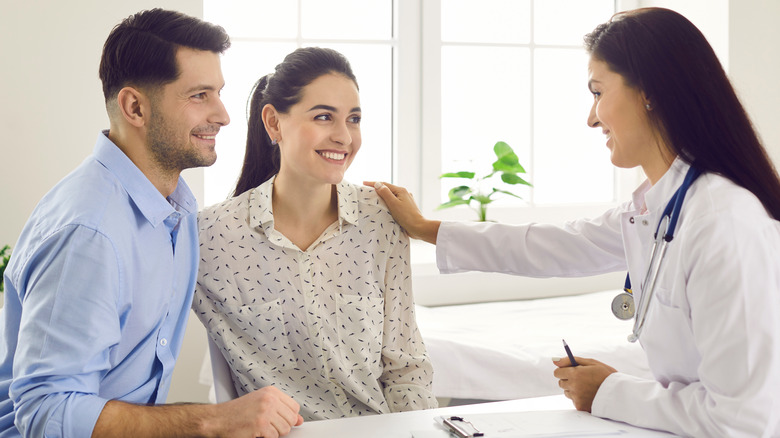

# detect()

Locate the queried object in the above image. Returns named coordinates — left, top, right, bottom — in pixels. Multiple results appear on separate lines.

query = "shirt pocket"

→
left=212, top=298, right=297, bottom=374
left=335, top=293, right=384, bottom=375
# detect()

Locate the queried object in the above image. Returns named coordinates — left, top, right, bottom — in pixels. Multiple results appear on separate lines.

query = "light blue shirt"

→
left=0, top=131, right=199, bottom=437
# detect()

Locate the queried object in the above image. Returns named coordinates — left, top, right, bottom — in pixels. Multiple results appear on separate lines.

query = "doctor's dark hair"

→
left=99, top=8, right=230, bottom=102
left=585, top=7, right=780, bottom=220
left=232, top=47, right=358, bottom=197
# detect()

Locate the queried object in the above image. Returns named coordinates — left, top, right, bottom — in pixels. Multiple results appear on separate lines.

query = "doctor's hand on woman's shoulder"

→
left=364, top=181, right=441, bottom=244
left=553, top=356, right=617, bottom=413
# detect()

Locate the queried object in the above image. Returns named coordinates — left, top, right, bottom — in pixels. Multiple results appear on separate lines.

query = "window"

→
left=205, top=0, right=639, bottom=220
left=203, top=0, right=395, bottom=205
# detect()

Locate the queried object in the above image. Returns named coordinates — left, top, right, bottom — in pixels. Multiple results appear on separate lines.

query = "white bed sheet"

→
left=415, top=289, right=652, bottom=401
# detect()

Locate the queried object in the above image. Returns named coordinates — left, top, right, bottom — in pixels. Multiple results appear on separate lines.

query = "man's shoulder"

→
left=41, top=158, right=129, bottom=227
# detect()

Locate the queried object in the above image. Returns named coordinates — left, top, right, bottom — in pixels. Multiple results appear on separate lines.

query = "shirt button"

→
left=160, top=338, right=168, bottom=347
left=642, top=219, right=649, bottom=226
left=629, top=217, right=635, bottom=224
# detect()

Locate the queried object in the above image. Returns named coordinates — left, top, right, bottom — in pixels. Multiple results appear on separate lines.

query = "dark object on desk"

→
left=443, top=416, right=484, bottom=438
left=563, top=339, right=579, bottom=367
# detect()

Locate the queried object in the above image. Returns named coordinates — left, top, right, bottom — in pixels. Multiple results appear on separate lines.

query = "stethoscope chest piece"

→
left=611, top=292, right=635, bottom=320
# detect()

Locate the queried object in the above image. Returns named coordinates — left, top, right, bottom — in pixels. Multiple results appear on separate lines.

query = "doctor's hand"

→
left=553, top=356, right=617, bottom=413
left=364, top=181, right=441, bottom=244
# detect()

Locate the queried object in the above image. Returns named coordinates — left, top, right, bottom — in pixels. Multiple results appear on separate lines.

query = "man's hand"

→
left=210, top=386, right=303, bottom=438
left=93, top=385, right=303, bottom=438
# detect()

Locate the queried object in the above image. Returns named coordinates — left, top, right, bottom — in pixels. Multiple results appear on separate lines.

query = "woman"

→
left=368, top=8, right=780, bottom=436
left=194, top=47, right=437, bottom=421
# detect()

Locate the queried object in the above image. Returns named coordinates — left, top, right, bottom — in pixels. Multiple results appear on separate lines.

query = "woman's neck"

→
left=271, top=171, right=339, bottom=251
left=643, top=141, right=677, bottom=186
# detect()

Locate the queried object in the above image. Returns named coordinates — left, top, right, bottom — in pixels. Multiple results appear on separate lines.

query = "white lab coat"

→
left=436, top=159, right=780, bottom=437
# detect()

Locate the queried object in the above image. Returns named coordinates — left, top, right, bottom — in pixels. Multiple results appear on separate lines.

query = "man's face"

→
left=146, top=47, right=229, bottom=173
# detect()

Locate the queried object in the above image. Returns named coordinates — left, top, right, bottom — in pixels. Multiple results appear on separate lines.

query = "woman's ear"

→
left=262, top=104, right=282, bottom=143
left=640, top=90, right=652, bottom=111
left=116, top=86, right=150, bottom=128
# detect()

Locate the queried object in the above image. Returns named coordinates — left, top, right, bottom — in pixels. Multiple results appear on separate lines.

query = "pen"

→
left=562, top=339, right=579, bottom=366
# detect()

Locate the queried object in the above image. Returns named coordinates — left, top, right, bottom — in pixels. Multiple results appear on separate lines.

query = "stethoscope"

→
left=611, top=166, right=702, bottom=343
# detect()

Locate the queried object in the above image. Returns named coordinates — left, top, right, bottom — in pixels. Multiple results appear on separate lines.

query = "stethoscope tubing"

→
left=624, top=166, right=702, bottom=343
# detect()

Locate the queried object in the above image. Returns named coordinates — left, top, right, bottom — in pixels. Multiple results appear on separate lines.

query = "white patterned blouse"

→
left=193, top=177, right=438, bottom=420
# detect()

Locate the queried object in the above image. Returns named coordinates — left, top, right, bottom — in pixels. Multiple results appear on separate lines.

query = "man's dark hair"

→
left=99, top=8, right=230, bottom=102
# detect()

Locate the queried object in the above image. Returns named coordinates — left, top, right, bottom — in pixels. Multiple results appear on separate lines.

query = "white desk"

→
left=287, top=395, right=677, bottom=437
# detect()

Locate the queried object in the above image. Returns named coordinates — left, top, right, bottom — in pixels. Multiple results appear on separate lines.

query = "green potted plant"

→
left=0, top=245, right=10, bottom=293
left=437, top=141, right=531, bottom=221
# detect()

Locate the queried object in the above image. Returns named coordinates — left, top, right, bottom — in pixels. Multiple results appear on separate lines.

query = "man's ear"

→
left=116, top=86, right=150, bottom=128
left=262, top=104, right=282, bottom=143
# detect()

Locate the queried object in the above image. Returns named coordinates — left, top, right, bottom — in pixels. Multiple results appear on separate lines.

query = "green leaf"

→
left=492, top=142, right=526, bottom=173
left=500, top=173, right=532, bottom=186
left=493, top=189, right=524, bottom=199
left=492, top=160, right=526, bottom=174
left=436, top=199, right=471, bottom=210
left=440, top=171, right=476, bottom=179
left=472, top=194, right=494, bottom=205
left=447, top=185, right=472, bottom=200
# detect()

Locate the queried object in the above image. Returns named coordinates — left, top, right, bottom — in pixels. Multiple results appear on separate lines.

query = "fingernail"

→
left=552, top=357, right=562, bottom=362
left=374, top=182, right=384, bottom=189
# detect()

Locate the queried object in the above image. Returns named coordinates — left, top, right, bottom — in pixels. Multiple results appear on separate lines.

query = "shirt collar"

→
left=635, top=157, right=690, bottom=215
left=93, top=130, right=197, bottom=228
left=248, top=177, right=360, bottom=231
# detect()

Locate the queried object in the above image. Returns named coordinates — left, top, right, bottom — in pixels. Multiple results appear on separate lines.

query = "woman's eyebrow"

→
left=308, top=104, right=362, bottom=113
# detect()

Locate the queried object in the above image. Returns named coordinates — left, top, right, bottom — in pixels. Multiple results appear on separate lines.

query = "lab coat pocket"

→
left=652, top=284, right=682, bottom=309
left=645, top=286, right=698, bottom=378
left=336, top=293, right=383, bottom=375
left=212, top=298, right=297, bottom=374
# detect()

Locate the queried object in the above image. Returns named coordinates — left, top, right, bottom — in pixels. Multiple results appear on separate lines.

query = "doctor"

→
left=367, top=8, right=780, bottom=437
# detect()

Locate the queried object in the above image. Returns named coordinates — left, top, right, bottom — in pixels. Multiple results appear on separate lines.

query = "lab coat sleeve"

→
left=436, top=204, right=628, bottom=277
left=380, top=228, right=438, bottom=412
left=592, top=211, right=780, bottom=436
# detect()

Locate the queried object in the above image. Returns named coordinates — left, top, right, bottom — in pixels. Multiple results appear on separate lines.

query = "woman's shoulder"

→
left=693, top=173, right=767, bottom=217
left=197, top=190, right=253, bottom=232
left=341, top=181, right=395, bottom=216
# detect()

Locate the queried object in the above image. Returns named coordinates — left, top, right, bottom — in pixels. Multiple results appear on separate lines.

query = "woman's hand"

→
left=552, top=356, right=617, bottom=412
left=363, top=181, right=441, bottom=244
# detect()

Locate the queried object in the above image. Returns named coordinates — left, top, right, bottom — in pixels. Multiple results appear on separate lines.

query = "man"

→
left=0, top=9, right=302, bottom=437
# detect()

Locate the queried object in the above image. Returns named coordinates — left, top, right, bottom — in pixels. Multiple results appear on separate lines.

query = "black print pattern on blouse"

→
left=194, top=178, right=437, bottom=420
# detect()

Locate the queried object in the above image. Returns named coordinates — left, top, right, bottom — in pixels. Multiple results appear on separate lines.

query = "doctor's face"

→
left=586, top=58, right=667, bottom=183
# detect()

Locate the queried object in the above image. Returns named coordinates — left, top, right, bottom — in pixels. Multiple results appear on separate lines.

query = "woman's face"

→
left=275, top=73, right=362, bottom=186
left=587, top=57, right=669, bottom=183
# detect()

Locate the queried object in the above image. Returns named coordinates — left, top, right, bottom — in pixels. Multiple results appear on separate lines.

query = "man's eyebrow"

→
left=308, top=104, right=362, bottom=113
left=184, top=84, right=224, bottom=94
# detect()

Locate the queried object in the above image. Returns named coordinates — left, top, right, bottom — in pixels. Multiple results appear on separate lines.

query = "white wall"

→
left=1, top=0, right=778, bottom=405
left=729, top=0, right=780, bottom=166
